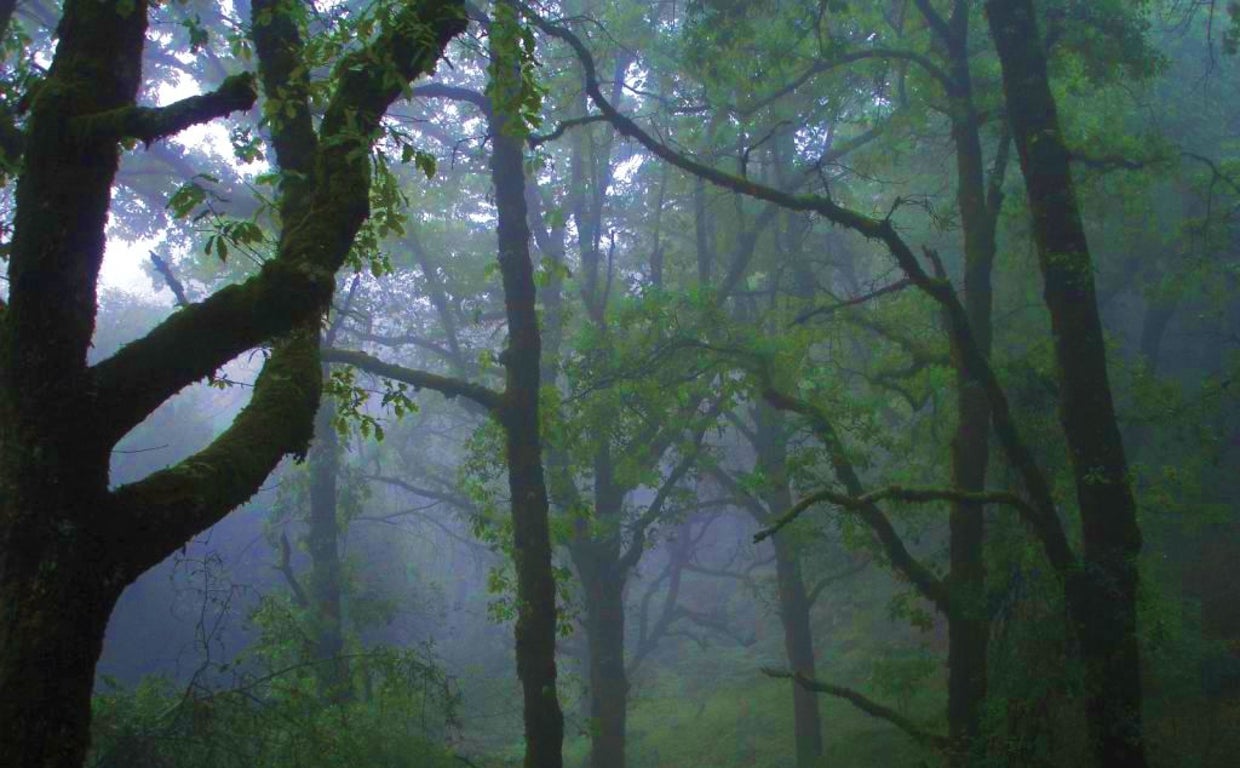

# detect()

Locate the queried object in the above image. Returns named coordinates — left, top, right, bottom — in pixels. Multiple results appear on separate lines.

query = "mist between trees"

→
left=0, top=2, right=1237, bottom=768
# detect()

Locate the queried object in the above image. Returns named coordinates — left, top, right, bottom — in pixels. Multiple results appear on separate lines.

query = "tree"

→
left=321, top=6, right=568, bottom=765
left=530, top=3, right=1166, bottom=766
left=986, top=2, right=1148, bottom=764
left=0, top=1, right=465, bottom=766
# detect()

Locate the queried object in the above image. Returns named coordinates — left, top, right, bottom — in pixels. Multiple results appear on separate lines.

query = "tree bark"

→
left=490, top=7, right=564, bottom=765
left=936, top=7, right=1003, bottom=759
left=0, top=1, right=465, bottom=765
left=986, top=3, right=1147, bottom=766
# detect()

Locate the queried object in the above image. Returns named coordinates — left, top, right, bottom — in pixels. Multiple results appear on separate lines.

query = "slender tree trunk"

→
left=772, top=538, right=824, bottom=767
left=490, top=7, right=564, bottom=765
left=986, top=4, right=1147, bottom=766
left=1137, top=298, right=1176, bottom=377
left=754, top=405, right=823, bottom=767
left=568, top=469, right=631, bottom=768
left=943, top=31, right=999, bottom=764
left=580, top=560, right=629, bottom=768
left=306, top=396, right=349, bottom=702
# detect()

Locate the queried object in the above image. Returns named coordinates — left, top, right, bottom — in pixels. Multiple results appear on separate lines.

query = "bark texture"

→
left=0, top=2, right=465, bottom=766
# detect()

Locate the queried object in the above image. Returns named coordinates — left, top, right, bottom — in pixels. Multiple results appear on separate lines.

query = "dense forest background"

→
left=0, top=1, right=1237, bottom=767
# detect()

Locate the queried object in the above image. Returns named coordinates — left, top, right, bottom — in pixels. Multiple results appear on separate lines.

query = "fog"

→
left=0, top=1, right=1237, bottom=767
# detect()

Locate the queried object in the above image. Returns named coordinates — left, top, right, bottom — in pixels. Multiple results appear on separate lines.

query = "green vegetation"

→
left=0, top=1, right=1236, bottom=767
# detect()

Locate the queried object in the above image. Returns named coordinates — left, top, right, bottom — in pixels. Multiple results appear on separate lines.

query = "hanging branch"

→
left=792, top=278, right=913, bottom=325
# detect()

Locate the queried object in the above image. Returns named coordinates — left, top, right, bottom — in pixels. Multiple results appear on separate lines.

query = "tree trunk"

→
left=490, top=7, right=564, bottom=765
left=754, top=405, right=823, bottom=767
left=568, top=465, right=631, bottom=768
left=0, top=1, right=464, bottom=765
left=986, top=3, right=1147, bottom=766
left=942, top=21, right=1000, bottom=760
left=772, top=538, right=824, bottom=767
left=306, top=396, right=349, bottom=702
left=0, top=538, right=123, bottom=768
left=581, top=562, right=629, bottom=768
left=1138, top=297, right=1176, bottom=377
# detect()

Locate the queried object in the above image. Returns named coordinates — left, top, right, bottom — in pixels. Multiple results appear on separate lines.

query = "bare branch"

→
left=793, top=278, right=912, bottom=325
left=761, top=668, right=949, bottom=750
left=755, top=485, right=1041, bottom=544
left=754, top=483, right=949, bottom=611
left=366, top=473, right=477, bottom=512
left=618, top=433, right=707, bottom=573
left=275, top=532, right=309, bottom=608
left=736, top=46, right=954, bottom=116
left=150, top=252, right=190, bottom=307
left=322, top=347, right=502, bottom=413
left=528, top=114, right=610, bottom=147
left=806, top=559, right=870, bottom=607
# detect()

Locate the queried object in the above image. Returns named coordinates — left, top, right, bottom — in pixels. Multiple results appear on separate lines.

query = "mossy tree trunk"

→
left=986, top=2, right=1148, bottom=766
left=0, top=2, right=465, bottom=766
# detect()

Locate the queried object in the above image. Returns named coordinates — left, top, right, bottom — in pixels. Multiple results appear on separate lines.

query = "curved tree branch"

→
left=91, top=0, right=467, bottom=446
left=109, top=329, right=321, bottom=581
left=755, top=483, right=950, bottom=612
left=761, top=667, right=949, bottom=750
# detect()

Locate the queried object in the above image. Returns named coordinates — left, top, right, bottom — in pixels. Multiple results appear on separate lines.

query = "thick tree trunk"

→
left=986, top=3, right=1147, bottom=766
left=0, top=3, right=147, bottom=765
left=0, top=536, right=123, bottom=768
left=0, top=2, right=464, bottom=766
